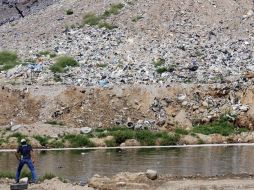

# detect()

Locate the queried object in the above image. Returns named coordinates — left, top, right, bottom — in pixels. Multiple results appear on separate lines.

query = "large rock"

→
left=124, top=139, right=140, bottom=146
left=179, top=135, right=198, bottom=145
left=11, top=125, right=24, bottom=132
left=145, top=169, right=158, bottom=180
left=80, top=127, right=92, bottom=134
left=90, top=138, right=106, bottom=147
left=210, top=134, right=226, bottom=144
left=236, top=106, right=254, bottom=129
left=196, top=134, right=212, bottom=144
left=174, top=110, right=193, bottom=129
left=88, top=175, right=111, bottom=189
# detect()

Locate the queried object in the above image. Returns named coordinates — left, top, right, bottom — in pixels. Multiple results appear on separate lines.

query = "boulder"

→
left=236, top=106, right=254, bottom=129
left=11, top=125, right=24, bottom=132
left=174, top=110, right=192, bottom=129
left=80, top=127, right=92, bottom=134
left=210, top=134, right=226, bottom=144
left=124, top=139, right=140, bottom=146
left=179, top=135, right=198, bottom=145
left=145, top=169, right=158, bottom=180
left=88, top=175, right=110, bottom=189
left=196, top=134, right=212, bottom=144
left=90, top=138, right=106, bottom=147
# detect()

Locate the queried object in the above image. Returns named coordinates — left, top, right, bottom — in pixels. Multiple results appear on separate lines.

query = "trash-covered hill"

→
left=0, top=0, right=253, bottom=135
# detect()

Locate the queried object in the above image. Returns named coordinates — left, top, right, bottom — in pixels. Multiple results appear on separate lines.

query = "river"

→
left=0, top=145, right=253, bottom=182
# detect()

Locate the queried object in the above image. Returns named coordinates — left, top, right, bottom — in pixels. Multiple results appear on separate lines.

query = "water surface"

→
left=0, top=146, right=253, bottom=182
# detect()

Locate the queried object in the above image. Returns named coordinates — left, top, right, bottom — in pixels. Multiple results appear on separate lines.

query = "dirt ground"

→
left=2, top=177, right=254, bottom=190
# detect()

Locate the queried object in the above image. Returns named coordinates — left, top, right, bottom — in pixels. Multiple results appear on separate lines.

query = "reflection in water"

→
left=0, top=146, right=254, bottom=182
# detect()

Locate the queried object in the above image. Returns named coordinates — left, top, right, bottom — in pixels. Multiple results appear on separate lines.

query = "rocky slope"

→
left=0, top=0, right=254, bottom=136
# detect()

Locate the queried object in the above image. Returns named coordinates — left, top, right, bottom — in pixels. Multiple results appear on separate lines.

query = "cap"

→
left=21, top=139, right=26, bottom=143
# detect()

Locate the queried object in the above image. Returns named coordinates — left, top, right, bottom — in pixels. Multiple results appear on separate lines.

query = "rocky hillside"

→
left=0, top=0, right=254, bottom=132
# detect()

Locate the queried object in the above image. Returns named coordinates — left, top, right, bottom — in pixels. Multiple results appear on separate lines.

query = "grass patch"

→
left=34, top=135, right=49, bottom=146
left=48, top=140, right=65, bottom=148
left=175, top=128, right=189, bottom=135
left=102, top=3, right=124, bottom=17
left=160, top=134, right=180, bottom=145
left=105, top=139, right=117, bottom=147
left=0, top=171, right=57, bottom=182
left=0, top=171, right=15, bottom=179
left=110, top=129, right=135, bottom=145
left=64, top=134, right=95, bottom=147
left=132, top=15, right=143, bottom=22
left=49, top=52, right=57, bottom=58
left=39, top=173, right=56, bottom=181
left=50, top=56, right=78, bottom=73
left=38, top=50, right=50, bottom=56
left=0, top=51, right=21, bottom=70
left=135, top=130, right=156, bottom=146
left=83, top=13, right=102, bottom=26
left=53, top=74, right=62, bottom=82
left=9, top=133, right=27, bottom=143
left=83, top=3, right=124, bottom=29
left=0, top=138, right=5, bottom=146
left=192, top=117, right=249, bottom=136
left=98, top=21, right=117, bottom=29
left=45, top=120, right=64, bottom=126
left=66, top=9, right=74, bottom=15
left=156, top=67, right=168, bottom=74
left=97, top=63, right=108, bottom=68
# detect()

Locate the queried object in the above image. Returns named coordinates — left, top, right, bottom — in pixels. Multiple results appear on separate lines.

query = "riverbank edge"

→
left=1, top=143, right=254, bottom=152
left=2, top=173, right=254, bottom=190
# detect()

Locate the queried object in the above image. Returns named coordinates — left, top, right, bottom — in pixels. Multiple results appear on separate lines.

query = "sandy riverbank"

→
left=1, top=174, right=254, bottom=190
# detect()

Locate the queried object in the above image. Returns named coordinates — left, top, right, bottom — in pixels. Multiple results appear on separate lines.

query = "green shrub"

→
left=64, top=134, right=95, bottom=147
left=83, top=13, right=102, bottom=26
left=192, top=117, right=249, bottom=136
left=105, top=138, right=117, bottom=147
left=0, top=138, right=5, bottom=145
left=98, top=22, right=117, bottom=30
left=111, top=129, right=134, bottom=145
left=155, top=131, right=169, bottom=138
left=175, top=128, right=189, bottom=135
left=49, top=53, right=57, bottom=58
left=135, top=130, right=156, bottom=146
left=39, top=173, right=56, bottom=181
left=156, top=67, right=168, bottom=74
left=50, top=56, right=78, bottom=73
left=0, top=171, right=15, bottom=179
left=53, top=74, right=62, bottom=82
left=0, top=51, right=21, bottom=70
left=66, top=9, right=74, bottom=15
left=48, top=140, right=64, bottom=148
left=102, top=3, right=124, bottom=17
left=34, top=135, right=49, bottom=146
left=38, top=50, right=50, bottom=56
left=9, top=132, right=27, bottom=143
left=197, top=138, right=205, bottom=144
left=160, top=134, right=180, bottom=145
left=131, top=15, right=143, bottom=22
left=96, top=131, right=108, bottom=138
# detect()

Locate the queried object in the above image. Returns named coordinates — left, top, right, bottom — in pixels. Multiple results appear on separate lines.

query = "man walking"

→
left=15, top=139, right=37, bottom=183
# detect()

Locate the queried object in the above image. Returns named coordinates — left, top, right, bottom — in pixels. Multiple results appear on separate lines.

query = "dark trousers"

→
left=16, top=159, right=37, bottom=183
